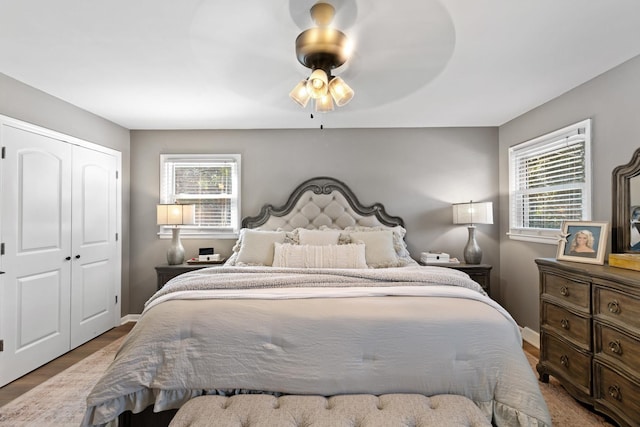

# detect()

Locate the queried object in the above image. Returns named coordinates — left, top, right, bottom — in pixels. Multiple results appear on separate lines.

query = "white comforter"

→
left=82, top=266, right=551, bottom=427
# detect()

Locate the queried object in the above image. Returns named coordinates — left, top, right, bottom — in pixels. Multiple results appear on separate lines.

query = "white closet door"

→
left=70, top=146, right=117, bottom=348
left=0, top=125, right=72, bottom=387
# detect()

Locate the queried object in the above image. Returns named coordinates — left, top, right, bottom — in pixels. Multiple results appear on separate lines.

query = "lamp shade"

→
left=452, top=201, right=493, bottom=225
left=315, top=92, right=335, bottom=112
left=289, top=79, right=311, bottom=107
left=306, top=69, right=329, bottom=99
left=328, top=76, right=354, bottom=106
left=157, top=204, right=195, bottom=226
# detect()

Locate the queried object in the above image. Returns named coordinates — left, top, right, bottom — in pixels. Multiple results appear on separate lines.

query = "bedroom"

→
left=1, top=1, right=640, bottom=425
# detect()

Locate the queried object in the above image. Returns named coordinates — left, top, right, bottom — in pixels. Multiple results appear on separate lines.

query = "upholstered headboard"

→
left=242, top=177, right=404, bottom=231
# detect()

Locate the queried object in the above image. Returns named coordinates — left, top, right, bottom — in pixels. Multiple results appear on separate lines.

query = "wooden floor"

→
left=0, top=322, right=134, bottom=407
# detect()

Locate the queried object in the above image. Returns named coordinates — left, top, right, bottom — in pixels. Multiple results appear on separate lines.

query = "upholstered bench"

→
left=168, top=393, right=491, bottom=427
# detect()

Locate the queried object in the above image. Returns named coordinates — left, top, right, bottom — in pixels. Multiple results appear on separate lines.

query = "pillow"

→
left=298, top=228, right=341, bottom=245
left=235, top=229, right=286, bottom=266
left=348, top=230, right=399, bottom=268
left=341, top=225, right=417, bottom=267
left=272, top=243, right=368, bottom=269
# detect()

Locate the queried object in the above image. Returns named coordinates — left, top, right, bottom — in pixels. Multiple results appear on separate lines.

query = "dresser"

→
left=536, top=258, right=640, bottom=427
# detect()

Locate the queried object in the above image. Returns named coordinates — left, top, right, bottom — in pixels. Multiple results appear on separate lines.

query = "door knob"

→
left=75, top=255, right=81, bottom=259
left=65, top=256, right=72, bottom=261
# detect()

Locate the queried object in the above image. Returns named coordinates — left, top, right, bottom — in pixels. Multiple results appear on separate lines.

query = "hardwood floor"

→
left=523, top=340, right=539, bottom=359
left=0, top=322, right=134, bottom=407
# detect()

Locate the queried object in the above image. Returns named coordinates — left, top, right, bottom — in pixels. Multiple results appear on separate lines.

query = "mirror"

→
left=612, top=148, right=640, bottom=253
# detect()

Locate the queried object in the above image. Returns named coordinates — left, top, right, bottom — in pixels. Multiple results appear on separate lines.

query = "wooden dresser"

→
left=536, top=258, right=640, bottom=427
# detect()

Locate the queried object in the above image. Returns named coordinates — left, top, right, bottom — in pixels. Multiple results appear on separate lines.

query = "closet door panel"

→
left=0, top=124, right=72, bottom=387
left=70, top=146, right=117, bottom=347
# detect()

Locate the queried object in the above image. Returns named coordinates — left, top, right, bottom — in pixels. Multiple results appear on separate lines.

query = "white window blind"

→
left=160, top=154, right=241, bottom=238
left=508, top=119, right=591, bottom=244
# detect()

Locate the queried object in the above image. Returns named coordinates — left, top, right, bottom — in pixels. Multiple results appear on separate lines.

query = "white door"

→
left=0, top=124, right=72, bottom=386
left=70, top=146, right=117, bottom=347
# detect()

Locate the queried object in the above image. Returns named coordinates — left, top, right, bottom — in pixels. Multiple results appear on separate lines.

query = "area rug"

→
left=0, top=336, right=124, bottom=426
left=524, top=352, right=615, bottom=427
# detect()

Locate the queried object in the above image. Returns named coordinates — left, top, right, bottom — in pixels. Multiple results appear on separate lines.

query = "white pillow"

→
left=235, top=230, right=286, bottom=266
left=341, top=226, right=417, bottom=267
left=272, top=243, right=368, bottom=269
left=298, top=228, right=341, bottom=245
left=349, top=230, right=399, bottom=268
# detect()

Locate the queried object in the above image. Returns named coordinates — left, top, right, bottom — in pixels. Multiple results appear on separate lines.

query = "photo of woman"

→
left=568, top=229, right=596, bottom=257
left=557, top=221, right=608, bottom=265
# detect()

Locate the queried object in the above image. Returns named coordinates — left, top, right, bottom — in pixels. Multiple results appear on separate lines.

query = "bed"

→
left=82, top=176, right=551, bottom=427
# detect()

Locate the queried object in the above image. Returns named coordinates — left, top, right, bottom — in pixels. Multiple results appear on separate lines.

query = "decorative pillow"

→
left=235, top=229, right=286, bottom=266
left=340, top=225, right=417, bottom=267
left=349, top=230, right=399, bottom=268
left=298, top=228, right=341, bottom=245
left=226, top=228, right=296, bottom=266
left=272, top=243, right=368, bottom=269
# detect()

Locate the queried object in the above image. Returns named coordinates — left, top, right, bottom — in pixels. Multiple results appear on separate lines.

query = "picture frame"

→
left=556, top=221, right=609, bottom=265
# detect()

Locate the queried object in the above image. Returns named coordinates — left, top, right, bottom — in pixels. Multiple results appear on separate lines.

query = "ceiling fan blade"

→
left=339, top=0, right=455, bottom=107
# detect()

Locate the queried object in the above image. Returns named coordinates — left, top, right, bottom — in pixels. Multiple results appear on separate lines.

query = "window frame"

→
left=159, top=153, right=241, bottom=239
left=508, top=119, right=592, bottom=244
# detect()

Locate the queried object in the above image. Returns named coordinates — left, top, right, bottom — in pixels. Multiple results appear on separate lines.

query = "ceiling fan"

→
left=289, top=2, right=355, bottom=112
left=189, top=0, right=456, bottom=115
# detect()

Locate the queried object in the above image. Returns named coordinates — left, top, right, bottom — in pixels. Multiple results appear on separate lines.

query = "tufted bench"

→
left=168, top=393, right=491, bottom=427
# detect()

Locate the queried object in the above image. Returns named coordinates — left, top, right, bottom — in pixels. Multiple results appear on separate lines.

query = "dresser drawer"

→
left=541, top=332, right=591, bottom=395
left=542, top=273, right=590, bottom=310
left=594, top=286, right=640, bottom=332
left=594, top=322, right=640, bottom=376
left=594, top=361, right=640, bottom=426
left=542, top=302, right=590, bottom=350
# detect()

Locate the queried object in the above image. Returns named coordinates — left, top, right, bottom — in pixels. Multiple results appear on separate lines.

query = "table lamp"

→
left=157, top=203, right=195, bottom=265
left=452, top=200, right=493, bottom=264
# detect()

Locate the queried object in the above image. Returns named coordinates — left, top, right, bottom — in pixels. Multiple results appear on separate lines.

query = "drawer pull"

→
left=560, top=286, right=570, bottom=296
left=560, top=354, right=569, bottom=368
left=608, top=384, right=622, bottom=401
left=607, top=300, right=621, bottom=314
left=560, top=318, right=570, bottom=329
left=608, top=339, right=623, bottom=355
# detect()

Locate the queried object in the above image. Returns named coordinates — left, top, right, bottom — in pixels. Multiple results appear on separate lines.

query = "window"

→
left=508, top=119, right=591, bottom=244
left=160, top=154, right=241, bottom=239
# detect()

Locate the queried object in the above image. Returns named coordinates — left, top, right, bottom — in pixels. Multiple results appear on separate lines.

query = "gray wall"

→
left=498, top=54, right=640, bottom=331
left=130, top=128, right=499, bottom=313
left=0, top=73, right=132, bottom=315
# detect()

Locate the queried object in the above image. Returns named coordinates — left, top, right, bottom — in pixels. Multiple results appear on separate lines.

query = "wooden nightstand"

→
left=419, top=262, right=492, bottom=296
left=155, top=264, right=210, bottom=290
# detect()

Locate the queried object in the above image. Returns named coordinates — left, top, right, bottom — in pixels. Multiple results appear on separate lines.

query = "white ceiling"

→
left=2, top=0, right=640, bottom=130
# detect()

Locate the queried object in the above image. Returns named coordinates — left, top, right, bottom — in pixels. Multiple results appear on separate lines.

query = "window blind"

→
left=508, top=119, right=591, bottom=243
left=160, top=154, right=241, bottom=237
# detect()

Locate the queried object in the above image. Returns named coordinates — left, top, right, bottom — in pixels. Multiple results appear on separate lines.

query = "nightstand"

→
left=419, top=262, right=492, bottom=296
left=155, top=264, right=210, bottom=290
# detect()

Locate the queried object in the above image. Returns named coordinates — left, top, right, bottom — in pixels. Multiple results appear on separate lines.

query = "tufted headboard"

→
left=242, top=177, right=404, bottom=231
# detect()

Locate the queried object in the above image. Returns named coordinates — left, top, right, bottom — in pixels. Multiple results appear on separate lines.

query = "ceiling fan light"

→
left=328, top=77, right=354, bottom=106
left=306, top=69, right=329, bottom=99
left=315, top=93, right=334, bottom=113
left=289, top=79, right=311, bottom=107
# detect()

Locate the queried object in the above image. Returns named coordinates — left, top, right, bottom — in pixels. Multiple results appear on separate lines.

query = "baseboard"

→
left=120, top=314, right=140, bottom=324
left=520, top=326, right=540, bottom=349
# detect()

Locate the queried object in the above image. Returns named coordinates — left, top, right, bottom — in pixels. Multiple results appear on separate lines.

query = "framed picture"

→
left=556, top=221, right=609, bottom=265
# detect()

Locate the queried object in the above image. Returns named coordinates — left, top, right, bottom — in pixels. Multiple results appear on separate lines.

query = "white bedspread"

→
left=82, top=266, right=551, bottom=427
